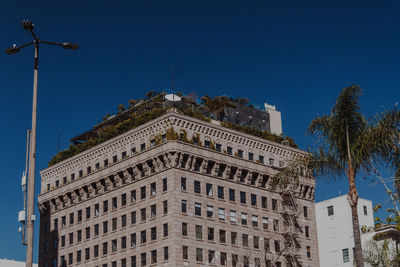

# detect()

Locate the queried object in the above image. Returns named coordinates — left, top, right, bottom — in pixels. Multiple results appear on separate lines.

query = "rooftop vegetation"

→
left=48, top=93, right=297, bottom=167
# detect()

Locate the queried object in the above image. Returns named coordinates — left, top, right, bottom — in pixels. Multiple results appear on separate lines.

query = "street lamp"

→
left=5, top=20, right=78, bottom=267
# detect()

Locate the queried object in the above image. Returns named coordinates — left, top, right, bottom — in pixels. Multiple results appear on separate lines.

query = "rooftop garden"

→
left=48, top=92, right=297, bottom=167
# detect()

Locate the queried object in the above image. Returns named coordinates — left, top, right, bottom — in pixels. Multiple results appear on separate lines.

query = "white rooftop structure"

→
left=0, top=259, right=38, bottom=267
left=264, top=102, right=282, bottom=135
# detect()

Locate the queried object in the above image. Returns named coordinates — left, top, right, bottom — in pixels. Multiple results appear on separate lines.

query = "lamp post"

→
left=5, top=20, right=78, bottom=267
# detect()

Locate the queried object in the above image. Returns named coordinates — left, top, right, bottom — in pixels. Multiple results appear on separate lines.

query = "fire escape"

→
left=278, top=184, right=303, bottom=267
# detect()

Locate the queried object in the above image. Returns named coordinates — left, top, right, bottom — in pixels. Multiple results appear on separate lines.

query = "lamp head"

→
left=21, top=20, right=34, bottom=31
left=62, top=42, right=79, bottom=50
left=5, top=44, right=20, bottom=55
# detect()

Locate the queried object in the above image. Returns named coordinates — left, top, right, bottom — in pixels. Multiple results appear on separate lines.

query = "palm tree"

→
left=275, top=85, right=400, bottom=267
left=201, top=95, right=235, bottom=121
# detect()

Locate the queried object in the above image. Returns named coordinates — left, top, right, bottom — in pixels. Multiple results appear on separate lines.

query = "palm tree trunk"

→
left=347, top=168, right=364, bottom=267
left=346, top=122, right=364, bottom=267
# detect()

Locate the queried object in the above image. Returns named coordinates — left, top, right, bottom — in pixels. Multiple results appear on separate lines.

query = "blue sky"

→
left=1, top=0, right=399, bottom=262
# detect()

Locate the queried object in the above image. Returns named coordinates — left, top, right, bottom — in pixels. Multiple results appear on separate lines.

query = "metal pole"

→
left=25, top=40, right=39, bottom=267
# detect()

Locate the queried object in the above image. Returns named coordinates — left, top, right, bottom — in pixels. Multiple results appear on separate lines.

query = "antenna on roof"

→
left=171, top=65, right=175, bottom=102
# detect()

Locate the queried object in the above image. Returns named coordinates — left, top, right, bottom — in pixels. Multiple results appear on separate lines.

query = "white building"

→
left=315, top=195, right=374, bottom=267
left=0, top=259, right=38, bottom=267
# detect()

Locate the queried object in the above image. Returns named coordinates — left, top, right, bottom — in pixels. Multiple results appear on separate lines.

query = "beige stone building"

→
left=38, top=110, right=319, bottom=267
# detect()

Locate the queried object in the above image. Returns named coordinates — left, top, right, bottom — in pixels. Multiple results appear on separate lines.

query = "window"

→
left=208, top=227, right=214, bottom=241
left=131, top=190, right=136, bottom=203
left=273, top=219, right=279, bottom=232
left=112, top=197, right=117, bottom=210
left=255, top=258, right=261, bottom=267
left=121, top=193, right=127, bottom=206
left=85, top=227, right=90, bottom=239
left=181, top=200, right=187, bottom=213
left=61, top=235, right=65, bottom=247
left=303, top=206, right=308, bottom=217
left=237, top=150, right=243, bottom=158
left=244, top=256, right=249, bottom=267
left=254, top=236, right=260, bottom=249
left=71, top=173, right=75, bottom=181
left=218, top=186, right=224, bottom=199
left=231, top=232, right=237, bottom=245
left=163, top=200, right=168, bottom=214
left=183, top=246, right=188, bottom=260
left=261, top=196, right=268, bottom=209
left=141, top=252, right=146, bottom=266
left=363, top=205, right=368, bottom=215
left=274, top=240, right=280, bottom=252
left=206, top=183, right=213, bottom=197
left=196, top=248, right=203, bottom=262
left=242, top=234, right=249, bottom=247
left=240, top=191, right=246, bottom=204
left=263, top=217, right=269, bottom=230
left=151, top=227, right=157, bottom=241
left=269, top=158, right=274, bottom=166
left=181, top=177, right=186, bottom=191
left=218, top=208, right=225, bottom=220
left=140, top=143, right=146, bottom=151
left=131, top=255, right=136, bottom=267
left=195, top=225, right=202, bottom=239
left=230, top=210, right=237, bottom=223
left=220, top=229, right=226, bottom=243
left=103, top=242, right=108, bottom=255
left=248, top=152, right=254, bottom=161
left=279, top=161, right=284, bottom=168
left=87, top=166, right=92, bottom=174
left=194, top=181, right=201, bottom=194
left=122, top=151, right=127, bottom=159
left=103, top=200, right=108, bottom=213
left=69, top=233, right=73, bottom=245
left=77, top=230, right=81, bottom=242
left=307, top=246, right=311, bottom=258
left=343, top=248, right=349, bottom=262
left=264, top=238, right=270, bottom=251
left=94, top=224, right=99, bottom=237
left=61, top=216, right=66, bottom=227
left=113, top=155, right=118, bottom=163
left=163, top=223, right=168, bottom=237
left=141, top=208, right=146, bottom=221
left=121, top=214, right=127, bottom=227
left=131, top=211, right=136, bottom=224
left=69, top=213, right=74, bottom=225
left=131, top=147, right=137, bottom=156
left=63, top=176, right=67, bottom=184
left=151, top=205, right=156, bottom=218
left=86, top=207, right=91, bottom=219
left=305, top=226, right=310, bottom=238
left=162, top=178, right=167, bottom=192
left=141, top=230, right=146, bottom=244
left=241, top=213, right=247, bottom=225
left=77, top=210, right=82, bottom=222
left=121, top=259, right=126, bottom=267
left=232, top=254, right=238, bottom=267
left=204, top=140, right=210, bottom=149
left=182, top=222, right=188, bottom=236
left=272, top=199, right=278, bottom=211
left=104, top=159, right=109, bottom=167
left=55, top=180, right=60, bottom=188
left=112, top=218, right=117, bottom=231
left=151, top=250, right=157, bottom=264
left=259, top=155, right=264, bottom=163
left=207, top=205, right=213, bottom=218
left=327, top=205, right=334, bottom=216
left=150, top=182, right=156, bottom=196
left=251, top=194, right=257, bottom=206
left=216, top=143, right=222, bottom=152
left=140, top=186, right=146, bottom=199
left=103, top=221, right=108, bottom=234
left=112, top=239, right=117, bottom=252
left=227, top=146, right=233, bottom=155
left=131, top=233, right=136, bottom=247
left=195, top=202, right=201, bottom=216
left=95, top=203, right=99, bottom=216
left=208, top=250, right=215, bottom=264
left=252, top=215, right=258, bottom=227
left=94, top=245, right=99, bottom=258
left=229, top=189, right=235, bottom=201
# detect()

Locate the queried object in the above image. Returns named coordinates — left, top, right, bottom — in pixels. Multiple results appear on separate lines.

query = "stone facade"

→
left=38, top=111, right=319, bottom=267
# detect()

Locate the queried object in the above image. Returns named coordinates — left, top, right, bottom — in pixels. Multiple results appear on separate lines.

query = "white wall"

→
left=316, top=195, right=374, bottom=267
left=0, top=259, right=38, bottom=267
